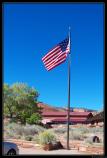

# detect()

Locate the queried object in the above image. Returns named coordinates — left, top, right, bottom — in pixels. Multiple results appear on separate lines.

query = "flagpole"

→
left=67, top=26, right=71, bottom=150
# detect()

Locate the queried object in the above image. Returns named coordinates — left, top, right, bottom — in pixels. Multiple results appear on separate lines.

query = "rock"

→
left=92, top=136, right=100, bottom=143
left=53, top=141, right=64, bottom=149
left=43, top=143, right=53, bottom=151
left=43, top=141, right=64, bottom=151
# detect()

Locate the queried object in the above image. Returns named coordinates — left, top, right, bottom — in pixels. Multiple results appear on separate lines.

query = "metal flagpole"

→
left=67, top=26, right=71, bottom=150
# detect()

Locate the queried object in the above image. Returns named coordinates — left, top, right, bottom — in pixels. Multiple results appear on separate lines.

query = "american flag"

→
left=42, top=37, right=70, bottom=71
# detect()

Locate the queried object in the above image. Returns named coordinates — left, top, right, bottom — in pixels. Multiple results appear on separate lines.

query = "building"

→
left=41, top=111, right=93, bottom=125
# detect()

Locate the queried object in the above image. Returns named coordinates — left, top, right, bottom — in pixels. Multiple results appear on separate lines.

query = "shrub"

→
left=24, top=135, right=33, bottom=141
left=26, top=113, right=42, bottom=125
left=53, top=128, right=66, bottom=134
left=32, top=135, right=39, bottom=142
left=85, top=137, right=93, bottom=144
left=37, top=131, right=57, bottom=145
left=14, top=125, right=24, bottom=135
left=70, top=131, right=83, bottom=140
left=23, top=124, right=45, bottom=135
left=64, top=130, right=87, bottom=141
left=4, top=122, right=45, bottom=140
left=77, top=127, right=89, bottom=134
left=88, top=127, right=103, bottom=133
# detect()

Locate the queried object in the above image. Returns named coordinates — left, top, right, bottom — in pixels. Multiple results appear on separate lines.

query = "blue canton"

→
left=59, top=37, right=69, bottom=52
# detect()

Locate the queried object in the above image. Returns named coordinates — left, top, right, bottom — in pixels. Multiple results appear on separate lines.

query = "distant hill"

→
left=37, top=102, right=66, bottom=112
left=37, top=102, right=97, bottom=113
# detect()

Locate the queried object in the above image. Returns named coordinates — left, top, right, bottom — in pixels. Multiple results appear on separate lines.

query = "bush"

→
left=88, top=127, right=103, bottom=133
left=37, top=131, right=57, bottom=145
left=85, top=137, right=93, bottom=144
left=64, top=130, right=87, bottom=141
left=53, top=128, right=66, bottom=134
left=23, top=124, right=45, bottom=135
left=4, top=122, right=45, bottom=140
left=26, top=113, right=42, bottom=125
left=77, top=127, right=89, bottom=134
left=24, top=135, right=33, bottom=141
left=32, top=135, right=39, bottom=142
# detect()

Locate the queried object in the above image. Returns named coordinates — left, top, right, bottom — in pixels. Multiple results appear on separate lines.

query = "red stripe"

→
left=46, top=52, right=67, bottom=69
left=43, top=50, right=62, bottom=65
left=47, top=59, right=66, bottom=71
left=47, top=54, right=67, bottom=71
left=42, top=46, right=60, bottom=61
left=42, top=48, right=61, bottom=64
left=44, top=51, right=63, bottom=68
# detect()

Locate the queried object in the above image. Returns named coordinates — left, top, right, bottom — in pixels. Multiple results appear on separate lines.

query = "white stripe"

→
left=44, top=51, right=63, bottom=67
left=47, top=56, right=66, bottom=71
left=46, top=53, right=67, bottom=70
left=42, top=46, right=60, bottom=61
left=43, top=50, right=62, bottom=65
left=42, top=47, right=61, bottom=63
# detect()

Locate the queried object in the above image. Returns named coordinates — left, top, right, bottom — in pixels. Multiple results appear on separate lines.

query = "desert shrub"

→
left=15, top=135, right=21, bottom=139
left=32, top=135, right=39, bottom=142
left=69, top=126, right=89, bottom=134
left=70, top=131, right=83, bottom=140
left=37, top=130, right=57, bottom=145
left=85, top=137, right=94, bottom=144
left=64, top=130, right=87, bottom=141
left=53, top=128, right=66, bottom=134
left=14, top=125, right=24, bottom=135
left=24, top=135, right=33, bottom=141
left=23, top=125, right=38, bottom=135
left=77, top=127, right=89, bottom=134
left=5, top=122, right=17, bottom=130
left=88, top=127, right=103, bottom=133
left=4, top=122, right=45, bottom=140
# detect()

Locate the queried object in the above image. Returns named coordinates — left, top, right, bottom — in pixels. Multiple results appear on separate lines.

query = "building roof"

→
left=52, top=117, right=87, bottom=122
left=42, top=111, right=92, bottom=116
left=42, top=117, right=87, bottom=123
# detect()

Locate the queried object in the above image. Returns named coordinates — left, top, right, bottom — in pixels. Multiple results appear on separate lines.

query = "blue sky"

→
left=3, top=3, right=104, bottom=110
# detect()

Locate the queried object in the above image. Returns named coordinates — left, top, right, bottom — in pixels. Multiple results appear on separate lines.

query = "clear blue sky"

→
left=3, top=3, right=104, bottom=110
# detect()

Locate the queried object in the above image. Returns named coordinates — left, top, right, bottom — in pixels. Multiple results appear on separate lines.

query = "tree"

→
left=3, top=84, right=17, bottom=118
left=11, top=82, right=40, bottom=124
left=26, top=113, right=42, bottom=125
left=3, top=83, right=42, bottom=124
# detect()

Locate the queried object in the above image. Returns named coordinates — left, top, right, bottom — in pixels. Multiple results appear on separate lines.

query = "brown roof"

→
left=51, top=117, right=87, bottom=122
left=42, top=111, right=92, bottom=116
left=42, top=117, right=87, bottom=123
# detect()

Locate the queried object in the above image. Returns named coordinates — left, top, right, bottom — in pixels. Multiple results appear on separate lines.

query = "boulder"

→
left=43, top=141, right=64, bottom=151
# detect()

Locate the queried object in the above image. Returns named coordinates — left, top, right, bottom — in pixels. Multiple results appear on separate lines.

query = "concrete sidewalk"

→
left=19, top=147, right=92, bottom=155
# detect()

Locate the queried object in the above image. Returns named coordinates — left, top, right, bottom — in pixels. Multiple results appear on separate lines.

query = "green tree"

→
left=26, top=113, right=42, bottom=125
left=3, top=83, right=42, bottom=124
left=3, top=84, right=17, bottom=118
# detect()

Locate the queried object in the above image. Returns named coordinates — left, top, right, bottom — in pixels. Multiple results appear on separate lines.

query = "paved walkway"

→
left=19, top=147, right=92, bottom=155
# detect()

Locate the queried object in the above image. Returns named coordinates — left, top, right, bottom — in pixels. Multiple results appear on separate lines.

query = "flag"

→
left=42, top=37, right=70, bottom=71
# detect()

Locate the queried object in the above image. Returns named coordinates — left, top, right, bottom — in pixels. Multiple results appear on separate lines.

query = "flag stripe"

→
left=42, top=46, right=60, bottom=61
left=46, top=53, right=67, bottom=70
left=42, top=37, right=70, bottom=71
left=44, top=51, right=63, bottom=67
left=45, top=52, right=67, bottom=69
left=43, top=49, right=62, bottom=65
left=47, top=56, right=67, bottom=71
